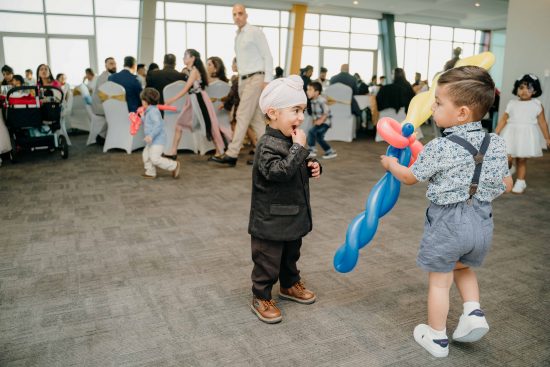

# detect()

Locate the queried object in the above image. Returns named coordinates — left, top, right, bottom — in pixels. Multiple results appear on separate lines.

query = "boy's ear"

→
left=266, top=107, right=278, bottom=121
left=457, top=105, right=472, bottom=122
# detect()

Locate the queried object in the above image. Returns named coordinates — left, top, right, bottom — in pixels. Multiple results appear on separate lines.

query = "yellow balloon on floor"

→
left=401, top=52, right=495, bottom=130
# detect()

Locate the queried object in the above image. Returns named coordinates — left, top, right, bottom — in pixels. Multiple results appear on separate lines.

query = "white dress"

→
left=501, top=99, right=545, bottom=157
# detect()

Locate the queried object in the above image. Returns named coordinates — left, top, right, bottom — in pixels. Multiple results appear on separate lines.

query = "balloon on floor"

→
left=333, top=52, right=496, bottom=273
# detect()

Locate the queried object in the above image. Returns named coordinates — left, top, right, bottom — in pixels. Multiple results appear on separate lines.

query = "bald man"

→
left=211, top=4, right=273, bottom=167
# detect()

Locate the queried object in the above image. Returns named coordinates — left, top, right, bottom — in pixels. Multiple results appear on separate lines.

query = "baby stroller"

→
left=3, top=85, right=68, bottom=161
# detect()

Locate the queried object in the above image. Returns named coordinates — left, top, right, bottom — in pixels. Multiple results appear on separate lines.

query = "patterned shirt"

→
left=410, top=121, right=509, bottom=205
left=310, top=96, right=332, bottom=126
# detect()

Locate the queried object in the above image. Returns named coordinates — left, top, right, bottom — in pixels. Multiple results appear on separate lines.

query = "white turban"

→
left=259, top=75, right=307, bottom=114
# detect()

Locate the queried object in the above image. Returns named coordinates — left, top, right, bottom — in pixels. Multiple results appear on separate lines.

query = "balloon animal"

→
left=129, top=105, right=177, bottom=135
left=333, top=52, right=496, bottom=273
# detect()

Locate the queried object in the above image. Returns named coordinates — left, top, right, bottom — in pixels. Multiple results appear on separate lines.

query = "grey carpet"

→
left=0, top=128, right=548, bottom=366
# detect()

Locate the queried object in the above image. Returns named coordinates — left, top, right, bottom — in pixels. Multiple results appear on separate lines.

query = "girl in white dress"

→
left=495, top=74, right=550, bottom=194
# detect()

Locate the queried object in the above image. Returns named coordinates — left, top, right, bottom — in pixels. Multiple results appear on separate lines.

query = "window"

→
left=45, top=0, right=93, bottom=15
left=156, top=2, right=290, bottom=74
left=95, top=17, right=139, bottom=70
left=3, top=37, right=47, bottom=73
left=302, top=13, right=380, bottom=79
left=396, top=22, right=485, bottom=83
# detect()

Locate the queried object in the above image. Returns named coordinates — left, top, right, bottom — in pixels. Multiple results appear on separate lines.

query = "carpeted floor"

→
left=0, top=128, right=548, bottom=366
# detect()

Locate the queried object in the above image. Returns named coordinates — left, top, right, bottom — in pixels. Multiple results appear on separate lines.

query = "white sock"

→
left=463, top=301, right=481, bottom=315
left=429, top=326, right=447, bottom=339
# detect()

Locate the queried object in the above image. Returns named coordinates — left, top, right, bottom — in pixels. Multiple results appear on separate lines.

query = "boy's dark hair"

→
left=2, top=65, right=14, bottom=74
left=512, top=74, right=542, bottom=98
left=137, top=64, right=145, bottom=70
left=140, top=87, right=160, bottom=105
left=25, top=69, right=32, bottom=74
left=437, top=65, right=495, bottom=121
left=13, top=75, right=24, bottom=85
left=55, top=73, right=64, bottom=81
left=309, top=81, right=323, bottom=94
left=320, top=67, right=327, bottom=73
left=124, top=56, right=136, bottom=68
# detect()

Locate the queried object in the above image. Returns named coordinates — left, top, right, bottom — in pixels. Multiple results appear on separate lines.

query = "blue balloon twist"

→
left=333, top=123, right=414, bottom=273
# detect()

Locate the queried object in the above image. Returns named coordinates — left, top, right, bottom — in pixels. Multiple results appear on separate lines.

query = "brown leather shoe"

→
left=250, top=296, right=282, bottom=324
left=279, top=281, right=316, bottom=304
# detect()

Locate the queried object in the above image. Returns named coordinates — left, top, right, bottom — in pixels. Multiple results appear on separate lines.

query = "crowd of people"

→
left=1, top=3, right=549, bottom=362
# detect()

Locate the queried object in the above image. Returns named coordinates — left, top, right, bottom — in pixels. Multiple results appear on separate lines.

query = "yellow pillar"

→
left=289, top=4, right=307, bottom=75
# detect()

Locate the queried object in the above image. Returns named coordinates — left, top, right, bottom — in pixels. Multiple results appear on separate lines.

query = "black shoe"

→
left=209, top=154, right=237, bottom=167
left=95, top=135, right=105, bottom=145
left=246, top=159, right=254, bottom=165
left=162, top=153, right=177, bottom=160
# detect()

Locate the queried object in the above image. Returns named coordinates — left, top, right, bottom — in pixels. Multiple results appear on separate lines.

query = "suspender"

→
left=445, top=132, right=491, bottom=201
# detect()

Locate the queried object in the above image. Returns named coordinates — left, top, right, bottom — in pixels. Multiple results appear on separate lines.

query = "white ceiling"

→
left=239, top=0, right=510, bottom=29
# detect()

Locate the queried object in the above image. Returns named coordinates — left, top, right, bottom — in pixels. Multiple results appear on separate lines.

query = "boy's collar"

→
left=443, top=121, right=482, bottom=135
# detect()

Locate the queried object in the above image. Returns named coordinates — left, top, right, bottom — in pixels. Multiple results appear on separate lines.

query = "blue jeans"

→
left=307, top=123, right=332, bottom=153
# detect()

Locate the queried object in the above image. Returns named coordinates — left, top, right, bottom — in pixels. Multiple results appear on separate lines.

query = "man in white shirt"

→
left=211, top=3, right=273, bottom=167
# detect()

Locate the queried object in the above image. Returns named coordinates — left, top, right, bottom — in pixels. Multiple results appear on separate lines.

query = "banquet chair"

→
left=100, top=81, right=145, bottom=154
left=324, top=83, right=355, bottom=142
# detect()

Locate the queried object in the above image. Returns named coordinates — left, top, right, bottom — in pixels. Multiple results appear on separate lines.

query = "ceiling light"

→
left=353, top=0, right=359, bottom=4
left=474, top=2, right=480, bottom=6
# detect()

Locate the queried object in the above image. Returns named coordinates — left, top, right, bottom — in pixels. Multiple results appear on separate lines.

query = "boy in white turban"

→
left=248, top=75, right=322, bottom=323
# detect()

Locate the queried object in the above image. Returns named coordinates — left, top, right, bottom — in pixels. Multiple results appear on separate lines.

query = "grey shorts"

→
left=417, top=198, right=494, bottom=273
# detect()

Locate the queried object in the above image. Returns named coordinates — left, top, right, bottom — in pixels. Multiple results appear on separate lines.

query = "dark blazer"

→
left=108, top=69, right=142, bottom=112
left=146, top=67, right=187, bottom=105
left=249, top=126, right=320, bottom=241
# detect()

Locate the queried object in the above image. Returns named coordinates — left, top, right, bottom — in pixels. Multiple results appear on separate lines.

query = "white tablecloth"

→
left=354, top=95, right=372, bottom=110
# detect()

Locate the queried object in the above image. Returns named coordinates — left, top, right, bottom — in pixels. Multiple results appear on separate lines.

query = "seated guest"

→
left=25, top=69, right=36, bottom=86
left=315, top=67, right=329, bottom=89
left=379, top=76, right=386, bottom=86
left=92, top=57, right=117, bottom=116
left=136, top=63, right=147, bottom=88
left=1, top=65, right=14, bottom=86
left=37, top=64, right=61, bottom=88
left=147, top=63, right=159, bottom=76
left=374, top=68, right=415, bottom=116
left=206, top=56, right=229, bottom=84
left=56, top=73, right=71, bottom=102
left=9, top=75, right=30, bottom=98
left=83, top=68, right=96, bottom=92
left=146, top=54, right=187, bottom=106
left=108, top=56, right=143, bottom=113
left=274, top=66, right=284, bottom=79
left=354, top=73, right=370, bottom=95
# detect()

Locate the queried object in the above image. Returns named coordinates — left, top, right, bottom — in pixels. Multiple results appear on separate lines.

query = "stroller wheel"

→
left=59, top=135, right=69, bottom=159
left=9, top=136, right=17, bottom=163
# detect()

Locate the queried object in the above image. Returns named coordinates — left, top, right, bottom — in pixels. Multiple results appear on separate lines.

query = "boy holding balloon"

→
left=380, top=66, right=512, bottom=358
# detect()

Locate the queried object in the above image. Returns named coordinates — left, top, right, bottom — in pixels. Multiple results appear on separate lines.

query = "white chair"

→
left=163, top=81, right=215, bottom=155
left=206, top=80, right=231, bottom=133
left=77, top=84, right=107, bottom=145
left=324, top=83, right=355, bottom=142
left=100, top=81, right=145, bottom=154
left=375, top=107, right=424, bottom=142
left=0, top=112, right=11, bottom=154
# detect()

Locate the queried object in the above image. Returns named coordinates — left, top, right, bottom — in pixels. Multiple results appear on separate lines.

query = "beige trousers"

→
left=143, top=144, right=177, bottom=176
left=225, top=73, right=266, bottom=158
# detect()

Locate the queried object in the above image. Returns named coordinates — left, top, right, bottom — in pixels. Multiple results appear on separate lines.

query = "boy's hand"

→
left=144, top=136, right=152, bottom=144
left=380, top=155, right=398, bottom=170
left=308, top=161, right=321, bottom=178
left=292, top=128, right=306, bottom=146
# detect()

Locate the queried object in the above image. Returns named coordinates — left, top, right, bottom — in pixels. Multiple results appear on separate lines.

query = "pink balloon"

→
left=377, top=117, right=409, bottom=148
left=408, top=140, right=424, bottom=167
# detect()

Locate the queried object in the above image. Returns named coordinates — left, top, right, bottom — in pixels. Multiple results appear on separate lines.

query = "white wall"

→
left=499, top=0, right=550, bottom=116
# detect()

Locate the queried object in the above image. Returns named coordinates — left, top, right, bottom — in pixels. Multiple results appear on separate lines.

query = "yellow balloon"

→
left=404, top=91, right=434, bottom=129
left=455, top=52, right=495, bottom=70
